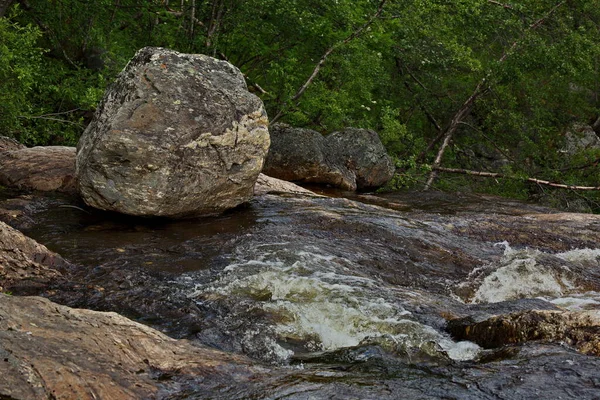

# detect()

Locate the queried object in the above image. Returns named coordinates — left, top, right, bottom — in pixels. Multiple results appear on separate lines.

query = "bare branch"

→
left=487, top=0, right=514, bottom=10
left=272, top=0, right=387, bottom=123
left=434, top=167, right=600, bottom=191
left=424, top=1, right=567, bottom=189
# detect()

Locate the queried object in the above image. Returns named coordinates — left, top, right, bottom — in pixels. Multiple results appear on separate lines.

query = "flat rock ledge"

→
left=253, top=173, right=318, bottom=196
left=0, top=294, right=264, bottom=400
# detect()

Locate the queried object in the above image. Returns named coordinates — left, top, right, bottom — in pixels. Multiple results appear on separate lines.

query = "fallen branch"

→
left=434, top=167, right=600, bottom=190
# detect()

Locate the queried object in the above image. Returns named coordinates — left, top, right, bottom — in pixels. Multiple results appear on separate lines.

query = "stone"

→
left=0, top=136, right=25, bottom=152
left=326, top=127, right=396, bottom=190
left=0, top=221, right=68, bottom=294
left=263, top=124, right=394, bottom=191
left=262, top=124, right=353, bottom=188
left=447, top=309, right=600, bottom=356
left=0, top=146, right=77, bottom=193
left=561, top=123, right=600, bottom=155
left=253, top=173, right=319, bottom=196
left=76, top=47, right=270, bottom=218
left=0, top=294, right=264, bottom=400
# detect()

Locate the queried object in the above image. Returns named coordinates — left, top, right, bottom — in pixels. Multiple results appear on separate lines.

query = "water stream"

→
left=7, top=189, right=600, bottom=398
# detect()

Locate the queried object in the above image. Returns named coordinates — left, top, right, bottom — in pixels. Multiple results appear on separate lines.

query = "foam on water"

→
left=550, top=292, right=600, bottom=311
left=468, top=242, right=599, bottom=304
left=189, top=245, right=480, bottom=362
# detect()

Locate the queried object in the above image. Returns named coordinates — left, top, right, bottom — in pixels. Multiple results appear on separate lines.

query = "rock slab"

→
left=0, top=294, right=261, bottom=400
left=0, top=146, right=77, bottom=193
left=77, top=47, right=270, bottom=218
left=263, top=124, right=394, bottom=191
left=0, top=221, right=68, bottom=294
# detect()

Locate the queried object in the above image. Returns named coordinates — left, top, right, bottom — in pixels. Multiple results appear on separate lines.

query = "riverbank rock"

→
left=326, top=128, right=396, bottom=190
left=0, top=136, right=25, bottom=152
left=0, top=221, right=68, bottom=294
left=253, top=173, right=318, bottom=196
left=448, top=309, right=600, bottom=356
left=0, top=294, right=264, bottom=400
left=0, top=146, right=77, bottom=193
left=76, top=47, right=270, bottom=218
left=263, top=124, right=394, bottom=191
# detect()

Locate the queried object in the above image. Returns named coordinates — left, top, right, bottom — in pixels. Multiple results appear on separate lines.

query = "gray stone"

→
left=561, top=123, right=600, bottom=155
left=0, top=136, right=25, bottom=152
left=263, top=124, right=352, bottom=189
left=254, top=173, right=319, bottom=197
left=326, top=128, right=396, bottom=190
left=76, top=47, right=270, bottom=218
left=263, top=124, right=394, bottom=191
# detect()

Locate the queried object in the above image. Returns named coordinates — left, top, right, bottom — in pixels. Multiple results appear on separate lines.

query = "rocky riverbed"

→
left=1, top=187, right=600, bottom=399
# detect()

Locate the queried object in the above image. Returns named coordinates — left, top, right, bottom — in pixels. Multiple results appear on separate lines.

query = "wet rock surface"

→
left=264, top=124, right=394, bottom=190
left=1, top=188, right=600, bottom=398
left=0, top=146, right=77, bottom=193
left=0, top=294, right=265, bottom=400
left=76, top=47, right=269, bottom=218
left=0, top=220, right=68, bottom=294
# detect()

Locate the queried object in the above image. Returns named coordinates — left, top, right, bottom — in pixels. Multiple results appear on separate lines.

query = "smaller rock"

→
left=326, top=128, right=396, bottom=190
left=254, top=173, right=319, bottom=196
left=263, top=124, right=395, bottom=191
left=447, top=309, right=600, bottom=356
left=561, top=123, right=600, bottom=155
left=0, top=136, right=25, bottom=152
left=0, top=146, right=77, bottom=193
left=0, top=221, right=68, bottom=294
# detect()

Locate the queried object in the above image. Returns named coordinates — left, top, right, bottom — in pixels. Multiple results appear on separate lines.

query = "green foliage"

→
left=1, top=0, right=599, bottom=210
left=0, top=13, right=43, bottom=141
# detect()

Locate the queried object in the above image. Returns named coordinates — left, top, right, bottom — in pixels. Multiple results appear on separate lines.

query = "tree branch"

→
left=424, top=0, right=566, bottom=190
left=434, top=167, right=600, bottom=190
left=271, top=0, right=387, bottom=123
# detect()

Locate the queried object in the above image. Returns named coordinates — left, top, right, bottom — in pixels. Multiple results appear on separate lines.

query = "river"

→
left=10, top=188, right=600, bottom=399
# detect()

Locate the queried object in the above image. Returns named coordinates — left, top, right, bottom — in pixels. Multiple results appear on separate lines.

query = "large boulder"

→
left=263, top=124, right=395, bottom=191
left=0, top=146, right=77, bottom=193
left=76, top=47, right=270, bottom=218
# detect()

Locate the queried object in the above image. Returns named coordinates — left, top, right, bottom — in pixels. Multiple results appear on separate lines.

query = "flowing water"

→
left=7, top=189, right=600, bottom=399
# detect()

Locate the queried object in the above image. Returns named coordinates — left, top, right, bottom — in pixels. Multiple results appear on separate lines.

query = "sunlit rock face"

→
left=77, top=47, right=270, bottom=218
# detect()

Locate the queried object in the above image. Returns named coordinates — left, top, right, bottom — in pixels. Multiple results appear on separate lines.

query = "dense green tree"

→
left=0, top=0, right=598, bottom=209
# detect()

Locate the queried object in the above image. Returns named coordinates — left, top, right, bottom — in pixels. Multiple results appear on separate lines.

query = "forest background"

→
left=0, top=0, right=599, bottom=211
